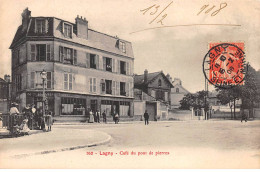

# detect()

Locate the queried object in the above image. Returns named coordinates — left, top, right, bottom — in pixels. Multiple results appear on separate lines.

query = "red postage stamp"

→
left=203, top=42, right=246, bottom=88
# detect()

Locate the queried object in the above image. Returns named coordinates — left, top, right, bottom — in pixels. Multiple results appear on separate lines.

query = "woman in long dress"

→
left=89, top=110, right=94, bottom=123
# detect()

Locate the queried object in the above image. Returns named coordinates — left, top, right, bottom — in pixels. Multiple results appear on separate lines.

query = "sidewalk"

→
left=0, top=128, right=111, bottom=158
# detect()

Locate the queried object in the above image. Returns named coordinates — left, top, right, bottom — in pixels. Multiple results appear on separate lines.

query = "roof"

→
left=0, top=78, right=7, bottom=83
left=134, top=71, right=174, bottom=88
left=10, top=15, right=134, bottom=59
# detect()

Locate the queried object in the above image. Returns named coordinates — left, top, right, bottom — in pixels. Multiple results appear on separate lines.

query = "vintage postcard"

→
left=0, top=0, right=259, bottom=169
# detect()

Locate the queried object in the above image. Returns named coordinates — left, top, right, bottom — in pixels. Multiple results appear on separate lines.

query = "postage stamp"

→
left=203, top=42, right=247, bottom=88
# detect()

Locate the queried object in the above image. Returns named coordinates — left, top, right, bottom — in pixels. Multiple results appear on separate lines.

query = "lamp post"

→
left=40, top=70, right=47, bottom=117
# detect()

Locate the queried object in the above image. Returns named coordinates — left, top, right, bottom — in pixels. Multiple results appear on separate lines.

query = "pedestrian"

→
left=114, top=113, right=119, bottom=124
left=144, top=110, right=149, bottom=125
left=10, top=102, right=20, bottom=115
left=93, top=110, right=97, bottom=122
left=102, top=110, right=107, bottom=123
left=89, top=110, right=94, bottom=123
left=241, top=111, right=248, bottom=123
left=96, top=110, right=100, bottom=123
left=22, top=104, right=31, bottom=119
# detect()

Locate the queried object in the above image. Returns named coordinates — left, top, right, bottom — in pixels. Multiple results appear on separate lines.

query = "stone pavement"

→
left=0, top=127, right=111, bottom=158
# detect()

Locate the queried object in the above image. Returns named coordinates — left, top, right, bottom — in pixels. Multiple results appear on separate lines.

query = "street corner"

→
left=0, top=127, right=112, bottom=159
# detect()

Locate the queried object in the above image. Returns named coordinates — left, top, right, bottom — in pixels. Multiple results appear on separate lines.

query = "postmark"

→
left=203, top=42, right=247, bottom=89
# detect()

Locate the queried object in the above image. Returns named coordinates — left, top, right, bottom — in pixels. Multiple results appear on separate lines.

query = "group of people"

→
left=9, top=102, right=53, bottom=135
left=87, top=110, right=119, bottom=124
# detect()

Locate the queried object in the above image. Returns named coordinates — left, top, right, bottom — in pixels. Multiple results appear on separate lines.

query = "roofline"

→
left=33, top=17, right=132, bottom=43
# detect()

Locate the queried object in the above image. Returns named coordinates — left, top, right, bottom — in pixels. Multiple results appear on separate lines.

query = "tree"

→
left=216, top=86, right=241, bottom=119
left=216, top=64, right=260, bottom=119
left=179, top=91, right=209, bottom=111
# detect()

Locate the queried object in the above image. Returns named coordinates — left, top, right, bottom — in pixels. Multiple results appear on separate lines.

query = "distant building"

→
left=0, top=75, right=11, bottom=113
left=9, top=8, right=134, bottom=121
left=169, top=77, right=189, bottom=109
left=134, top=70, right=173, bottom=121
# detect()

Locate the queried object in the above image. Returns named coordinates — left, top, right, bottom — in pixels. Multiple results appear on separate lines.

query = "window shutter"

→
left=69, top=74, right=72, bottom=90
left=90, top=78, right=93, bottom=92
left=73, top=50, right=77, bottom=65
left=47, top=72, right=52, bottom=89
left=59, top=46, right=63, bottom=62
left=114, top=60, right=117, bottom=73
left=117, top=82, right=120, bottom=95
left=118, top=60, right=120, bottom=74
left=64, top=73, right=68, bottom=90
left=86, top=53, right=90, bottom=68
left=126, top=62, right=129, bottom=75
left=31, top=72, right=35, bottom=88
left=95, top=55, right=99, bottom=70
left=126, top=82, right=129, bottom=97
left=45, top=19, right=48, bottom=33
left=112, top=81, right=116, bottom=95
left=112, top=59, right=115, bottom=72
left=31, top=44, right=36, bottom=61
left=93, top=78, right=96, bottom=93
left=103, top=57, right=106, bottom=71
left=46, top=44, right=51, bottom=61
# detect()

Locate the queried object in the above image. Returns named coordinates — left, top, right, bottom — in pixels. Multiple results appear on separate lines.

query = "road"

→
left=1, top=120, right=260, bottom=168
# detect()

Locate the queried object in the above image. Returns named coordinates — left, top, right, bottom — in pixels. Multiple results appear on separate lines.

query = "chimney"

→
left=166, top=73, right=172, bottom=83
left=21, top=8, right=31, bottom=32
left=4, top=75, right=11, bottom=82
left=144, top=69, right=148, bottom=84
left=75, top=15, right=88, bottom=39
left=174, top=78, right=182, bottom=85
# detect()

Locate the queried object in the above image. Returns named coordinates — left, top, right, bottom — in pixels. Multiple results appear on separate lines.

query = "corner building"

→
left=10, top=8, right=134, bottom=121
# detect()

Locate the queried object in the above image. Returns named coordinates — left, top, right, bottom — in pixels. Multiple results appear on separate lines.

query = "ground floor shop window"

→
left=61, top=97, right=86, bottom=115
left=101, top=100, right=112, bottom=117
left=120, top=101, right=130, bottom=116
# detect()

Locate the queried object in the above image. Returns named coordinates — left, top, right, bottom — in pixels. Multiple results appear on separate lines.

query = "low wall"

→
left=168, top=110, right=192, bottom=121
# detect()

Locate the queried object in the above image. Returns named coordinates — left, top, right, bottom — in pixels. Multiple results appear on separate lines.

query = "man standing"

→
left=96, top=110, right=100, bottom=123
left=102, top=110, right=106, bottom=123
left=144, top=110, right=149, bottom=125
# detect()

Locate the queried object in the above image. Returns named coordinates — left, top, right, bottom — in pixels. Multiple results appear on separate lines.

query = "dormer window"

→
left=35, top=19, right=46, bottom=34
left=119, top=41, right=126, bottom=53
left=63, top=23, right=72, bottom=38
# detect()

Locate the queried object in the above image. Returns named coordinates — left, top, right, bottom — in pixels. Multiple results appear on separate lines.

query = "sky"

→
left=0, top=0, right=259, bottom=93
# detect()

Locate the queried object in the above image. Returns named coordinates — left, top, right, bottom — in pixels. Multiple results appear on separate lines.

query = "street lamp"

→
left=40, top=70, right=47, bottom=117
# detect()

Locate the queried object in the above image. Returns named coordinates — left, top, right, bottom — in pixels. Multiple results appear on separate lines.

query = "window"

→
left=33, top=71, right=52, bottom=89
left=64, top=23, right=72, bottom=38
left=31, top=44, right=51, bottom=61
left=165, top=92, right=168, bottom=102
left=61, top=97, right=86, bottom=116
left=90, top=54, right=97, bottom=69
left=119, top=41, right=126, bottom=53
left=120, top=82, right=126, bottom=96
left=100, top=79, right=105, bottom=93
left=158, top=79, right=162, bottom=87
left=156, top=90, right=165, bottom=100
left=105, top=80, right=112, bottom=94
left=90, top=78, right=97, bottom=93
left=120, top=61, right=126, bottom=75
left=37, top=44, right=46, bottom=61
left=35, top=19, right=46, bottom=34
left=64, top=73, right=72, bottom=90
left=176, top=88, right=179, bottom=93
left=59, top=46, right=77, bottom=65
left=15, top=75, right=22, bottom=91
left=104, top=57, right=112, bottom=72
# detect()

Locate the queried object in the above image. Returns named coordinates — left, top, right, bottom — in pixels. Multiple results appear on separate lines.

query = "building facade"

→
left=10, top=8, right=134, bottom=121
left=169, top=78, right=190, bottom=109
left=134, top=70, right=173, bottom=120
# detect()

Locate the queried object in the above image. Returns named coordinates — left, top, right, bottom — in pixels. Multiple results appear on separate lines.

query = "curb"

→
left=12, top=132, right=111, bottom=159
